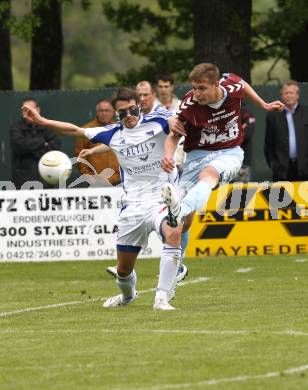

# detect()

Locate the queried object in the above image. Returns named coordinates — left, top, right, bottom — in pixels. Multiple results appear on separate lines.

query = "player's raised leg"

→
left=162, top=165, right=218, bottom=227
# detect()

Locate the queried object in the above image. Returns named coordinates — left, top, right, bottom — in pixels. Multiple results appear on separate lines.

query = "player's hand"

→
left=168, top=117, right=186, bottom=136
left=78, top=149, right=92, bottom=159
left=265, top=100, right=285, bottom=112
left=161, top=156, right=175, bottom=173
left=21, top=104, right=43, bottom=124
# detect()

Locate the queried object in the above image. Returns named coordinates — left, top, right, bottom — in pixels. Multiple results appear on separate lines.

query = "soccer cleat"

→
left=162, top=183, right=182, bottom=227
left=106, top=266, right=117, bottom=278
left=102, top=293, right=138, bottom=308
left=153, top=298, right=175, bottom=311
left=176, top=264, right=188, bottom=283
left=168, top=282, right=177, bottom=302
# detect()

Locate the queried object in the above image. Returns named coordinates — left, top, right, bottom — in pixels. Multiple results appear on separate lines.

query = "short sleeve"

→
left=84, top=124, right=122, bottom=145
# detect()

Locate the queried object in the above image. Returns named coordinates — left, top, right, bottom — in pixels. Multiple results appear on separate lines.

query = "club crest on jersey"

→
left=146, top=130, right=154, bottom=136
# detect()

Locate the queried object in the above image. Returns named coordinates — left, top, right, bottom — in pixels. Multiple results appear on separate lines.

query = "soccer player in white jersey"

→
left=99, top=82, right=186, bottom=298
left=22, top=87, right=182, bottom=311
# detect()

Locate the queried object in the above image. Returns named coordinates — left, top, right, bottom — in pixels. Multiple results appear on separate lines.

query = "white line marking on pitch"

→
left=0, top=277, right=210, bottom=318
left=126, top=363, right=308, bottom=390
left=1, top=328, right=308, bottom=337
left=236, top=268, right=253, bottom=273
left=294, top=258, right=307, bottom=263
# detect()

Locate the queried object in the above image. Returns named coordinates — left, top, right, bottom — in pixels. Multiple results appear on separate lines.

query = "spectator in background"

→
left=155, top=72, right=181, bottom=114
left=265, top=80, right=308, bottom=181
left=136, top=81, right=157, bottom=115
left=10, top=97, right=61, bottom=189
left=233, top=104, right=256, bottom=182
left=75, top=99, right=120, bottom=186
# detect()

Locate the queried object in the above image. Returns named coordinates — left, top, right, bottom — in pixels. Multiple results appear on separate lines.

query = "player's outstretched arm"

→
left=22, top=104, right=85, bottom=137
left=161, top=133, right=180, bottom=173
left=78, top=144, right=111, bottom=159
left=243, top=82, right=285, bottom=112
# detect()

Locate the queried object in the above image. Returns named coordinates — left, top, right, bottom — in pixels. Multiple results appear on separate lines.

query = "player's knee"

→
left=199, top=166, right=219, bottom=187
left=164, top=225, right=182, bottom=247
left=117, top=264, right=133, bottom=277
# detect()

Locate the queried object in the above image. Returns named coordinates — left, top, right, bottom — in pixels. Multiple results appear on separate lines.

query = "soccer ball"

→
left=38, top=151, right=72, bottom=185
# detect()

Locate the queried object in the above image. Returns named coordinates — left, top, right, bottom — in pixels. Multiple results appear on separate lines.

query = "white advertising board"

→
left=0, top=187, right=162, bottom=261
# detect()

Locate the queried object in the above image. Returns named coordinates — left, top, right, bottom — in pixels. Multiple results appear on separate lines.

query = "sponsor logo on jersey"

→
left=212, top=109, right=225, bottom=117
left=119, top=142, right=156, bottom=160
left=208, top=110, right=236, bottom=124
left=199, top=116, right=239, bottom=145
left=126, top=160, right=161, bottom=175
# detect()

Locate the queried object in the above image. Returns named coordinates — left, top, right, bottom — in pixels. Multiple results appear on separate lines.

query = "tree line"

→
left=0, top=0, right=307, bottom=90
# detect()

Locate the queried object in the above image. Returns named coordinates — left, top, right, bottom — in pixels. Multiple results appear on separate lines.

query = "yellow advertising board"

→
left=186, top=181, right=308, bottom=257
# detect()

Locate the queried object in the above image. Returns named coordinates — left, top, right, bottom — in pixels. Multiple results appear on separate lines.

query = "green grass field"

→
left=1, top=255, right=308, bottom=390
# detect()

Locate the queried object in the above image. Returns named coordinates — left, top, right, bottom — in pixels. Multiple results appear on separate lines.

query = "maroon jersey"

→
left=177, top=73, right=245, bottom=152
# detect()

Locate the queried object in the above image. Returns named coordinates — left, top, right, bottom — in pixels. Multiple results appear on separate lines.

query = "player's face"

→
left=281, top=85, right=299, bottom=109
left=96, top=102, right=115, bottom=125
left=136, top=85, right=155, bottom=114
left=192, top=79, right=219, bottom=105
left=156, top=80, right=173, bottom=100
left=116, top=99, right=139, bottom=128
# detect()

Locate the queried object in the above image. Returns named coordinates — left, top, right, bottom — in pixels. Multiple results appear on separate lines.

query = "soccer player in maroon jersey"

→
left=161, top=62, right=285, bottom=230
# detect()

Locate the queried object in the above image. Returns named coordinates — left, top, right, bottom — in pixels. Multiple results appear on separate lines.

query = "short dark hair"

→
left=111, top=87, right=139, bottom=109
left=21, top=97, right=39, bottom=107
left=155, top=72, right=174, bottom=85
left=189, top=63, right=220, bottom=84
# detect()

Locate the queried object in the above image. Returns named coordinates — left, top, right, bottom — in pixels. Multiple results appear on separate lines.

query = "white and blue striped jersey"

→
left=84, top=107, right=174, bottom=204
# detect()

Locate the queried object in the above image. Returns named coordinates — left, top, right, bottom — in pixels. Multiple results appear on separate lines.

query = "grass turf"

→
left=1, top=255, right=308, bottom=390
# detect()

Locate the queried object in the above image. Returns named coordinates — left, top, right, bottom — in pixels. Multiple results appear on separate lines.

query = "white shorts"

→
left=180, top=146, right=244, bottom=197
left=116, top=203, right=168, bottom=248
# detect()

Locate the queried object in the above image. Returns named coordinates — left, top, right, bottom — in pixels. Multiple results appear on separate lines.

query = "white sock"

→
left=180, top=180, right=212, bottom=217
left=156, top=245, right=181, bottom=300
left=116, top=270, right=137, bottom=303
